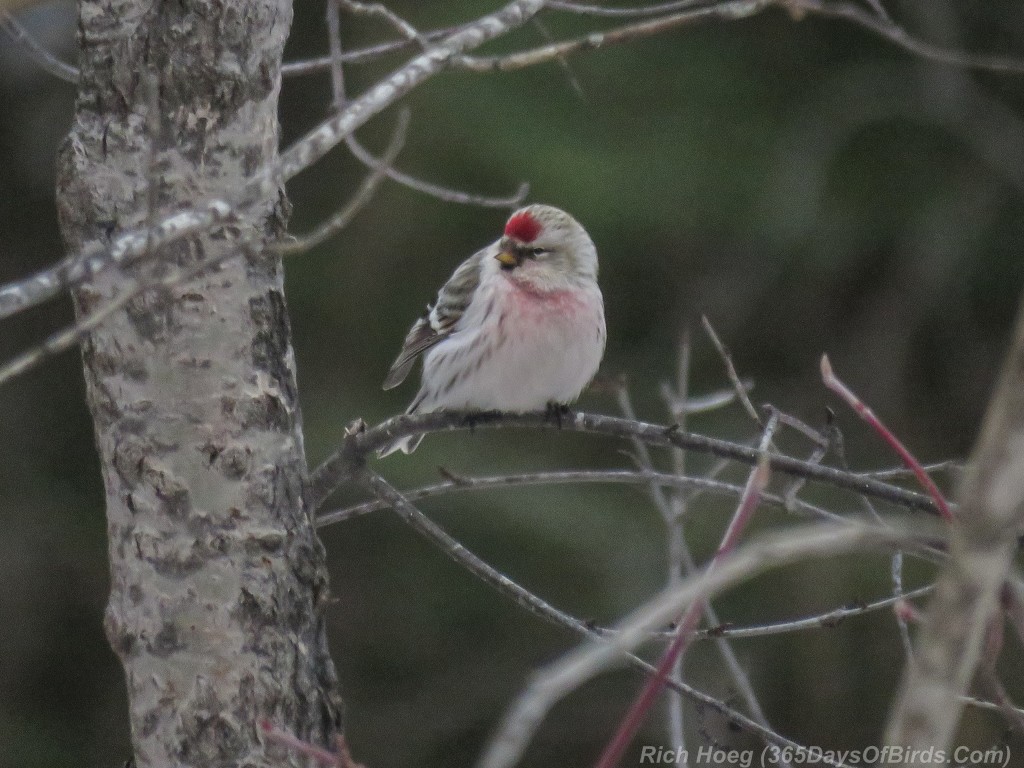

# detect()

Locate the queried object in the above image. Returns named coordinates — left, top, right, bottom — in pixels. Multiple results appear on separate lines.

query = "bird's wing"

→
left=382, top=247, right=487, bottom=390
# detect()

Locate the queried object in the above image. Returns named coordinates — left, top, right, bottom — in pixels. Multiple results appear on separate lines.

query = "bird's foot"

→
left=462, top=409, right=501, bottom=432
left=545, top=402, right=572, bottom=429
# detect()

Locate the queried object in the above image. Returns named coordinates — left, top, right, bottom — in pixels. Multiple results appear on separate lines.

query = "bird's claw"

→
left=545, top=402, right=571, bottom=429
left=461, top=409, right=500, bottom=432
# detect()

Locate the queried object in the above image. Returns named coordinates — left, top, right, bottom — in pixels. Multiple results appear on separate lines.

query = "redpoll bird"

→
left=379, top=204, right=606, bottom=456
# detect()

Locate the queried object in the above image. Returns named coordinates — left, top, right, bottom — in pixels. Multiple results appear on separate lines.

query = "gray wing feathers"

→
left=381, top=248, right=486, bottom=391
left=382, top=318, right=440, bottom=390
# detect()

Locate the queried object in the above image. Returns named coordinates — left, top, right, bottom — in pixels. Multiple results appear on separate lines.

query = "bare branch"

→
left=0, top=239, right=261, bottom=387
left=282, top=27, right=460, bottom=76
left=809, top=379, right=922, bottom=661
left=309, top=409, right=947, bottom=516
left=339, top=0, right=429, bottom=50
left=548, top=0, right=710, bottom=17
left=275, top=0, right=545, bottom=180
left=662, top=381, right=753, bottom=415
left=885, top=300, right=1024, bottom=749
left=458, top=0, right=1024, bottom=77
left=457, top=1, right=773, bottom=73
left=357, top=465, right=591, bottom=634
left=0, top=0, right=547, bottom=326
left=325, top=0, right=529, bottom=210
left=282, top=0, right=1024, bottom=79
left=345, top=133, right=530, bottom=209
left=702, top=584, right=935, bottom=640
left=791, top=0, right=1024, bottom=76
left=659, top=338, right=689, bottom=753
left=5, top=0, right=1023, bottom=337
left=702, top=315, right=760, bottom=425
left=326, top=0, right=347, bottom=110
left=327, top=467, right=937, bottom=643
left=0, top=10, right=78, bottom=83
left=358, top=466, right=891, bottom=758
left=768, top=406, right=830, bottom=448
left=280, top=110, right=410, bottom=255
left=595, top=440, right=771, bottom=768
left=477, top=522, right=930, bottom=768
left=960, top=693, right=1024, bottom=722
left=857, top=460, right=962, bottom=480
left=316, top=468, right=860, bottom=529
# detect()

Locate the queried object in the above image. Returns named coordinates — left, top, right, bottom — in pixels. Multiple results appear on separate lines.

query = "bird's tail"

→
left=376, top=393, right=427, bottom=458
left=376, top=433, right=424, bottom=458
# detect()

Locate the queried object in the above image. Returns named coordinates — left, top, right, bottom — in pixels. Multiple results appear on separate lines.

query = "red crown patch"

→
left=504, top=212, right=542, bottom=243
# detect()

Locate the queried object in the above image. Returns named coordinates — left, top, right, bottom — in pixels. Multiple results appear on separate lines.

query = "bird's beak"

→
left=495, top=250, right=519, bottom=268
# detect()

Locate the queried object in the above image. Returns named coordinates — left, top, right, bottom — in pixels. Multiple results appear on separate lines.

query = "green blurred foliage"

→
left=2, top=1, right=1024, bottom=766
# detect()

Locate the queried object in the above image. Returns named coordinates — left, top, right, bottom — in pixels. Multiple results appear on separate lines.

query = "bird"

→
left=378, top=204, right=606, bottom=456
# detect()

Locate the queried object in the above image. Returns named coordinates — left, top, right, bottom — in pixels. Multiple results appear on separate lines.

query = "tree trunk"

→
left=55, top=1, right=343, bottom=765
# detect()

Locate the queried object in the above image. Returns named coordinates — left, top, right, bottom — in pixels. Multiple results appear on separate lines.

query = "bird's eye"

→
left=529, top=247, right=548, bottom=258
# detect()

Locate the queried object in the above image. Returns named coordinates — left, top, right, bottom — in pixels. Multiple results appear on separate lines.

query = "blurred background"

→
left=2, top=1, right=1024, bottom=766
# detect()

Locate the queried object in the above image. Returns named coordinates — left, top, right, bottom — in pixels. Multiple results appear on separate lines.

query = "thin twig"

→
left=782, top=427, right=829, bottom=512
left=662, top=333, right=786, bottom=765
left=790, top=0, right=1024, bottom=76
left=340, top=0, right=429, bottom=49
left=282, top=25, right=461, bottom=75
left=326, top=471, right=940, bottom=640
left=457, top=1, right=774, bottom=73
left=316, top=468, right=860, bottom=529
left=345, top=133, right=530, bottom=209
left=695, top=584, right=935, bottom=640
left=960, top=693, right=1024, bottom=720
left=280, top=110, right=410, bottom=255
left=548, top=0, right=709, bottom=17
left=856, top=460, right=962, bottom=479
left=360, top=463, right=836, bottom=754
left=326, top=0, right=347, bottom=110
left=766, top=406, right=830, bottom=448
left=477, top=522, right=928, bottom=768
left=661, top=381, right=754, bottom=415
left=531, top=16, right=586, bottom=99
left=3, top=105, right=403, bottom=383
left=0, top=11, right=78, bottom=83
left=816, top=389, right=916, bottom=659
left=326, top=0, right=529, bottom=211
left=663, top=332, right=689, bottom=755
left=701, top=315, right=760, bottom=425
left=280, top=0, right=1024, bottom=78
left=358, top=465, right=592, bottom=634
left=5, top=0, right=1024, bottom=334
left=614, top=381, right=689, bottom=758
left=0, top=0, right=547, bottom=326
left=594, top=424, right=773, bottom=768
left=0, top=240, right=260, bottom=387
left=861, top=0, right=893, bottom=25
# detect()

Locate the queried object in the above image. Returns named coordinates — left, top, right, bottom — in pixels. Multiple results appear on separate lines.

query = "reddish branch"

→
left=821, top=354, right=953, bottom=521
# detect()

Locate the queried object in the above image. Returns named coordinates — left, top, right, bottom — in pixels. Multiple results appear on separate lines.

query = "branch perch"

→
left=309, top=409, right=948, bottom=516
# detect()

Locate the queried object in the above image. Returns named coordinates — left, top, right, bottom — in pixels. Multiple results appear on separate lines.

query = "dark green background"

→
left=2, top=1, right=1024, bottom=766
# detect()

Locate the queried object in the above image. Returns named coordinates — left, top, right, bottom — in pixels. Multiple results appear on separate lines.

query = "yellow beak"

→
left=495, top=250, right=518, bottom=267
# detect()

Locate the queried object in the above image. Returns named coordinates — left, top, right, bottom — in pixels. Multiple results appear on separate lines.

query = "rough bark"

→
left=55, top=1, right=343, bottom=765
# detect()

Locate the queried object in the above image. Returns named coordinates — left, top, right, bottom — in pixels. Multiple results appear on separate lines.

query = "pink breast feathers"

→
left=503, top=280, right=589, bottom=322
